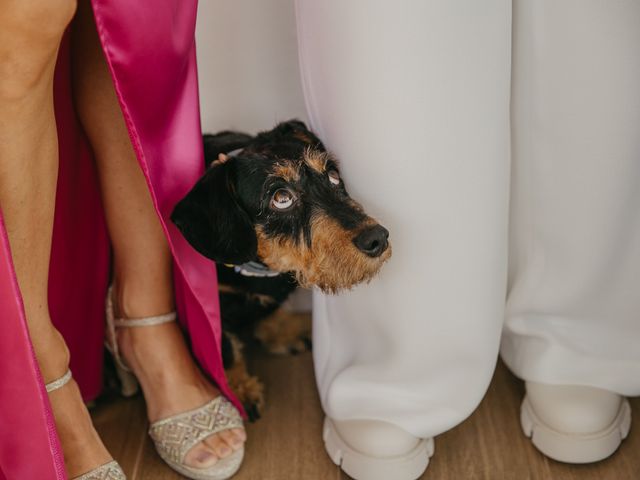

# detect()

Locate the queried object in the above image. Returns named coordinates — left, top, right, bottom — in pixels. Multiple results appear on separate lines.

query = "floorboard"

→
left=91, top=340, right=640, bottom=480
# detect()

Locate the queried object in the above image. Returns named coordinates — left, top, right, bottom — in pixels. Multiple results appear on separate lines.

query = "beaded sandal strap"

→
left=105, top=285, right=176, bottom=374
left=45, top=369, right=72, bottom=393
left=73, top=460, right=126, bottom=480
left=106, top=285, right=176, bottom=328
left=113, top=312, right=176, bottom=328
left=149, top=396, right=243, bottom=464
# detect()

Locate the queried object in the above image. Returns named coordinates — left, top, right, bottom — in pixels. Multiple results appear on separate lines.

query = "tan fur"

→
left=303, top=148, right=330, bottom=174
left=256, top=215, right=391, bottom=293
left=248, top=292, right=277, bottom=307
left=270, top=161, right=300, bottom=182
left=254, top=309, right=312, bottom=355
left=219, top=283, right=276, bottom=307
left=218, top=283, right=240, bottom=295
left=224, top=333, right=265, bottom=415
left=210, top=153, right=229, bottom=168
left=293, top=130, right=316, bottom=144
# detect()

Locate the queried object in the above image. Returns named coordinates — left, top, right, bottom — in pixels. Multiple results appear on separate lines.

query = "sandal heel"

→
left=105, top=284, right=245, bottom=480
left=114, top=359, right=140, bottom=397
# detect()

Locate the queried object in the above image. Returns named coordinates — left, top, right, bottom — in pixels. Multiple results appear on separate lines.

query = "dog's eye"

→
left=328, top=169, right=340, bottom=186
left=271, top=189, right=295, bottom=210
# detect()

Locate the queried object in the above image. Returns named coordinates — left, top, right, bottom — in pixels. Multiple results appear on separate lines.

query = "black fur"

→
left=171, top=119, right=389, bottom=417
left=171, top=158, right=258, bottom=264
left=217, top=266, right=297, bottom=332
left=172, top=119, right=368, bottom=265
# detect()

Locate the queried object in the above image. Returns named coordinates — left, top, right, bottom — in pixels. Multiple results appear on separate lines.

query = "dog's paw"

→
left=255, top=309, right=312, bottom=355
left=228, top=372, right=265, bottom=422
left=223, top=333, right=266, bottom=421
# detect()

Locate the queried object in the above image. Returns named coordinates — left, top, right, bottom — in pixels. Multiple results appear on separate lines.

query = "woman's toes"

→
left=205, top=434, right=234, bottom=459
left=185, top=444, right=218, bottom=468
left=231, top=427, right=247, bottom=442
left=219, top=430, right=243, bottom=451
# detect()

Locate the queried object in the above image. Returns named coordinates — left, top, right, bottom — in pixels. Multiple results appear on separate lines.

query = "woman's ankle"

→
left=114, top=322, right=221, bottom=421
left=111, top=275, right=174, bottom=319
left=48, top=375, right=113, bottom=476
left=31, top=324, right=71, bottom=383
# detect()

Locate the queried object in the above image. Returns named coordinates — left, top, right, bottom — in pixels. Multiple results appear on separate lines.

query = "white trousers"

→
left=295, top=0, right=640, bottom=439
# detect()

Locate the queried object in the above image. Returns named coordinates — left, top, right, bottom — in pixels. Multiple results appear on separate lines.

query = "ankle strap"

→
left=45, top=369, right=72, bottom=393
left=107, top=285, right=177, bottom=328
left=113, top=312, right=176, bottom=328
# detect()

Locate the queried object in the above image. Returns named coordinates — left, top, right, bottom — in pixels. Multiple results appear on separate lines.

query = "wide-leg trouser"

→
left=503, top=0, right=640, bottom=397
left=295, top=0, right=512, bottom=438
left=295, top=0, right=640, bottom=439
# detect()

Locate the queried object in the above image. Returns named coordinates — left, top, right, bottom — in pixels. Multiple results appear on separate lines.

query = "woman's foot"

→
left=112, top=283, right=246, bottom=469
left=39, top=327, right=114, bottom=478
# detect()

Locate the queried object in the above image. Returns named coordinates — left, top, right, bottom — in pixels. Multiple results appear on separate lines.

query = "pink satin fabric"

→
left=0, top=2, right=240, bottom=478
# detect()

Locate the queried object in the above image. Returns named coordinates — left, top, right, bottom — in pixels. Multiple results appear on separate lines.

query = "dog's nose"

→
left=353, top=225, right=389, bottom=258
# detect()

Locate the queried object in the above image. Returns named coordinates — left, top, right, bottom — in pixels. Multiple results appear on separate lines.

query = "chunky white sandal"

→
left=521, top=381, right=632, bottom=463
left=104, top=286, right=244, bottom=480
left=323, top=417, right=434, bottom=480
left=45, top=370, right=127, bottom=480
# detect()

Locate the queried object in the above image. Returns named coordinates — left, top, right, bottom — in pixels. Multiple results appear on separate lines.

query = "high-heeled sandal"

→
left=45, top=370, right=127, bottom=480
left=104, top=286, right=245, bottom=480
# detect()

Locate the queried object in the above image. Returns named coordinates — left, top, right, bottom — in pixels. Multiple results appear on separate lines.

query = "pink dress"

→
left=0, top=2, right=240, bottom=478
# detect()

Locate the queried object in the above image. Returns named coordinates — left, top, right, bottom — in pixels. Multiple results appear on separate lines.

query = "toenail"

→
left=196, top=451, right=217, bottom=464
left=218, top=446, right=231, bottom=456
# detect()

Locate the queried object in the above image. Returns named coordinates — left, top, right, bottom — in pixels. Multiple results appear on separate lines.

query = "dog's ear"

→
left=202, top=131, right=254, bottom=168
left=277, top=119, right=324, bottom=149
left=280, top=119, right=309, bottom=131
left=171, top=160, right=257, bottom=264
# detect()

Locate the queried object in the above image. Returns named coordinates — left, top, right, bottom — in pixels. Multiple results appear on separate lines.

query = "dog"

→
left=171, top=119, right=391, bottom=419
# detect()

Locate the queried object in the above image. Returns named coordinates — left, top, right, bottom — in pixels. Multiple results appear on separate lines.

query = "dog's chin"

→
left=277, top=244, right=392, bottom=295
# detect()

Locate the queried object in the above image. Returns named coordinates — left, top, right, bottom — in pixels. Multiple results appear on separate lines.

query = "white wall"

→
left=195, top=0, right=308, bottom=135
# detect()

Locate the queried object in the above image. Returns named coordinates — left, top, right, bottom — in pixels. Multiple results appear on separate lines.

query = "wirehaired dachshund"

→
left=171, top=120, right=391, bottom=420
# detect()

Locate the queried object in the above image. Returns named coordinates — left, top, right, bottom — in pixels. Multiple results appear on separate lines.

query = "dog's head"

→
left=171, top=120, right=391, bottom=293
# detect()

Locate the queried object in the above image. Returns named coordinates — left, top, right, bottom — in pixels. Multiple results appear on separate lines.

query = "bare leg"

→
left=0, top=0, right=112, bottom=476
left=71, top=1, right=245, bottom=468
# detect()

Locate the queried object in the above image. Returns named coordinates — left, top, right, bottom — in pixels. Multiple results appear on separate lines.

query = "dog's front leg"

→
left=222, top=331, right=265, bottom=421
left=254, top=308, right=312, bottom=355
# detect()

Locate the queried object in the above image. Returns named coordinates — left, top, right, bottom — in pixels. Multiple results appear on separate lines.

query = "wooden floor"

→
left=92, top=349, right=640, bottom=480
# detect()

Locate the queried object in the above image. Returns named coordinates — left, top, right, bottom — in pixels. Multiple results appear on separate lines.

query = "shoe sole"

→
left=521, top=395, right=631, bottom=464
left=323, top=417, right=434, bottom=480
left=160, top=447, right=244, bottom=480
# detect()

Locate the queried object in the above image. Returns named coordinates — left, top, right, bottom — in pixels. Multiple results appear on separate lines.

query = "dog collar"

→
left=224, top=261, right=281, bottom=278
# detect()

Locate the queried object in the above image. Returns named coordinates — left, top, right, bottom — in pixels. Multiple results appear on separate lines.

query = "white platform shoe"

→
left=323, top=418, right=433, bottom=480
left=521, top=382, right=631, bottom=463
